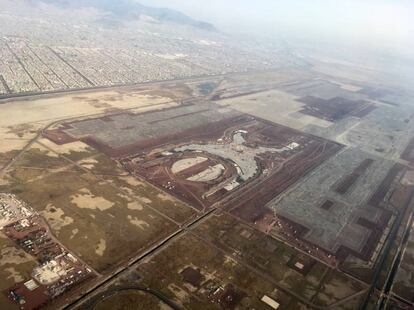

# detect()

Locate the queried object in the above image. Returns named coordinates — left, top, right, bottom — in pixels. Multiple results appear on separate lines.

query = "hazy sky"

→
left=139, top=0, right=414, bottom=55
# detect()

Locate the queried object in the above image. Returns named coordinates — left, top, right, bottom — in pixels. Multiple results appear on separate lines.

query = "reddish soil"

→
left=4, top=215, right=94, bottom=310
left=4, top=216, right=64, bottom=262
left=42, top=129, right=76, bottom=145
left=228, top=141, right=342, bottom=222
left=6, top=283, right=49, bottom=310
left=123, top=115, right=342, bottom=213
left=126, top=150, right=237, bottom=211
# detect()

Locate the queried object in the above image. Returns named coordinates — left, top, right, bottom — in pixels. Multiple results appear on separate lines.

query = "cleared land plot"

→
left=45, top=104, right=341, bottom=217
left=131, top=116, right=340, bottom=211
left=279, top=79, right=367, bottom=101
left=0, top=89, right=174, bottom=128
left=341, top=164, right=414, bottom=282
left=297, top=96, right=376, bottom=122
left=268, top=148, right=394, bottom=263
left=49, top=103, right=241, bottom=157
left=228, top=136, right=341, bottom=223
left=336, top=104, right=414, bottom=158
left=216, top=89, right=332, bottom=130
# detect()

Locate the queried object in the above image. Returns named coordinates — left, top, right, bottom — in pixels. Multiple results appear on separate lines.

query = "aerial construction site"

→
left=0, top=68, right=414, bottom=310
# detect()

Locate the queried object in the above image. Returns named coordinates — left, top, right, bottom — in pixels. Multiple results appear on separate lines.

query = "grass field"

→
left=1, top=156, right=178, bottom=274
left=137, top=233, right=311, bottom=310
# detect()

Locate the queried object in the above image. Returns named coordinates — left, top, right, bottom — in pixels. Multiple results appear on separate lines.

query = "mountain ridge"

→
left=30, top=0, right=217, bottom=31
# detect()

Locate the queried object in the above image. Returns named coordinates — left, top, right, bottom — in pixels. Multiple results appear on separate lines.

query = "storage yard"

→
left=0, top=194, right=93, bottom=309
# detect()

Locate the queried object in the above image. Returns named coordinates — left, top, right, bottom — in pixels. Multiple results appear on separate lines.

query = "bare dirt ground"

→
left=1, top=70, right=412, bottom=309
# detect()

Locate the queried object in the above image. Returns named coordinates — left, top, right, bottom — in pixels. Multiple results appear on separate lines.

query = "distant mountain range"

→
left=33, top=0, right=217, bottom=31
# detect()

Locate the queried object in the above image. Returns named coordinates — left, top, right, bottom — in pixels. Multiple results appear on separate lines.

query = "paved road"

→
left=62, top=208, right=218, bottom=310
left=0, top=71, right=370, bottom=309
left=87, top=286, right=181, bottom=310
left=0, top=68, right=282, bottom=103
left=378, top=211, right=414, bottom=309
left=359, top=193, right=414, bottom=310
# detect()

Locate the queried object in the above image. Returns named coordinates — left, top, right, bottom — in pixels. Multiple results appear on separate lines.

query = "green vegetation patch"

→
left=138, top=233, right=310, bottom=310
left=93, top=290, right=168, bottom=310
left=0, top=166, right=177, bottom=274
